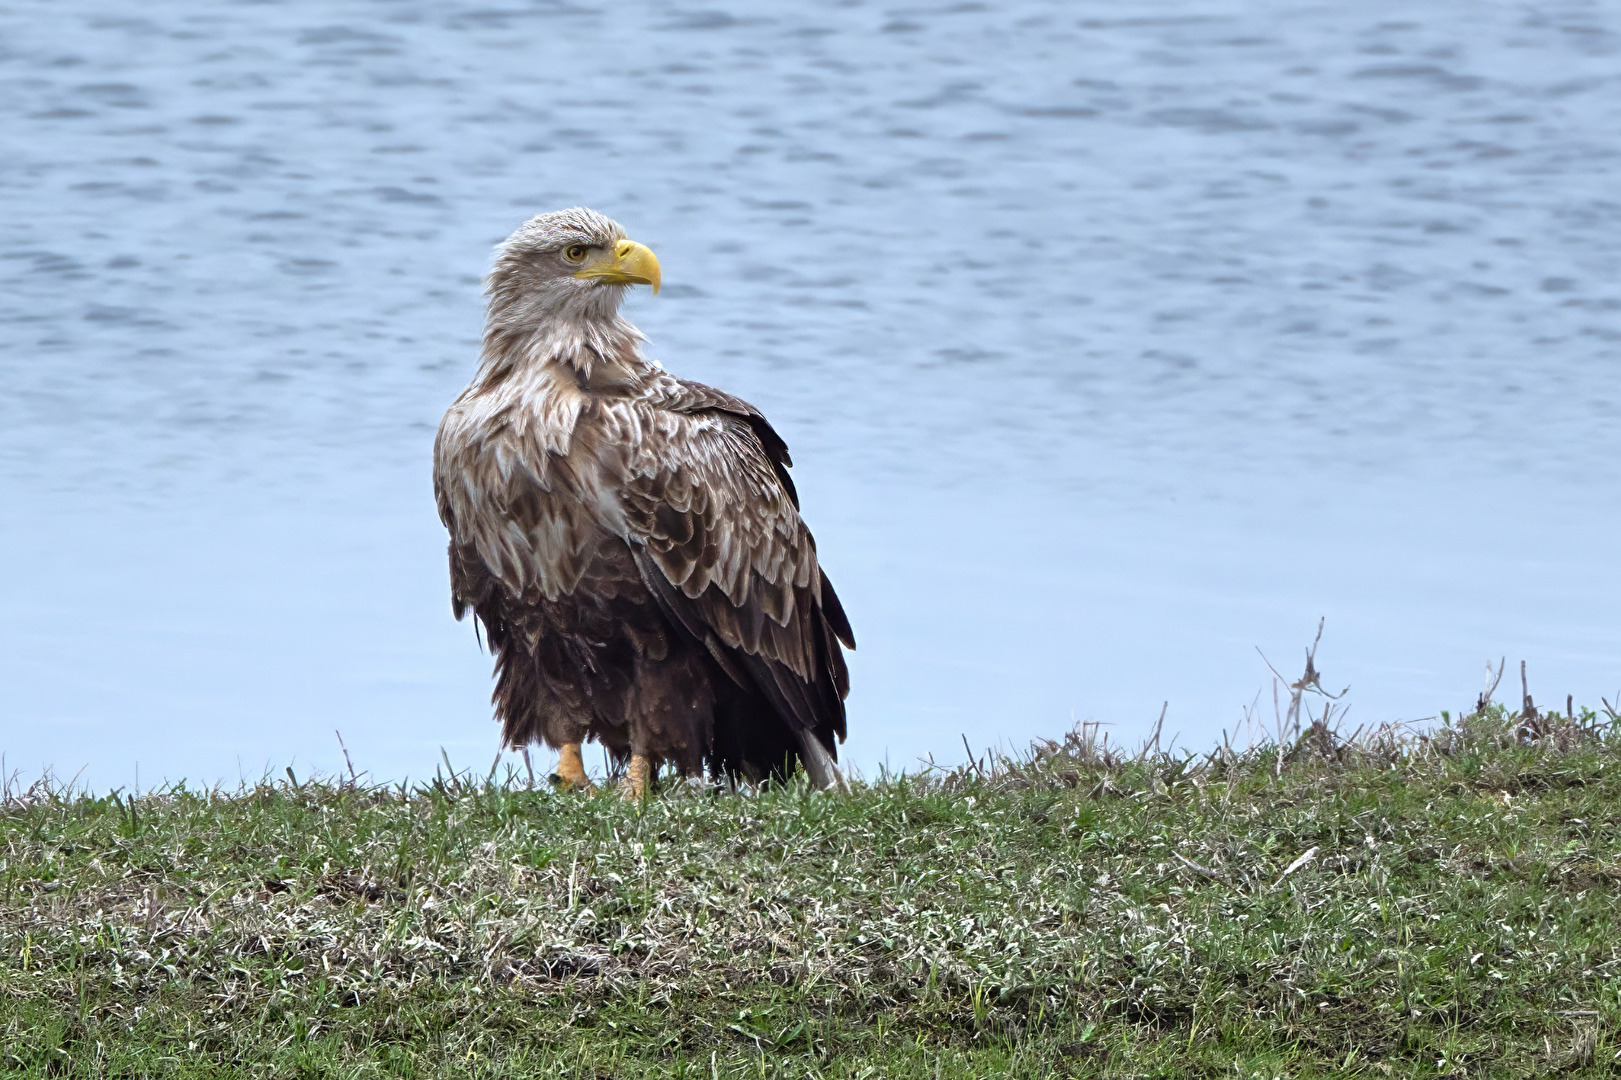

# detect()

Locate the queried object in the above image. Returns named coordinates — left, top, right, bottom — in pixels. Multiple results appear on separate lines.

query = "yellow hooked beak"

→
left=573, top=238, right=661, bottom=294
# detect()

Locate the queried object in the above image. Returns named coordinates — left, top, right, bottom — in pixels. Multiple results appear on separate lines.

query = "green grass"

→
left=4, top=704, right=1621, bottom=1078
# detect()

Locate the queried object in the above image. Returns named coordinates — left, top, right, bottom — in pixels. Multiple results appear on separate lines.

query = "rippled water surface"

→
left=3, top=0, right=1618, bottom=788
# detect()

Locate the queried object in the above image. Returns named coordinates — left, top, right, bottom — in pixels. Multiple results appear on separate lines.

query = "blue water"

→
left=3, top=0, right=1618, bottom=790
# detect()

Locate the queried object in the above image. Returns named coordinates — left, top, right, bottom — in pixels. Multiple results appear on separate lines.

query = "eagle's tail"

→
left=792, top=728, right=847, bottom=792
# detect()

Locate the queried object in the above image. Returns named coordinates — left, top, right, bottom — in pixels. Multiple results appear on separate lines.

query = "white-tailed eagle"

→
left=433, top=208, right=854, bottom=797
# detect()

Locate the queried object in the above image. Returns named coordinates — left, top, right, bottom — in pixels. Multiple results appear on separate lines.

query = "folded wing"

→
left=621, top=378, right=854, bottom=782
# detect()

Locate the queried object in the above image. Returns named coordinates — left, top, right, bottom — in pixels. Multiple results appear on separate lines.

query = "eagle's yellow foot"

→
left=619, top=753, right=651, bottom=801
left=549, top=743, right=594, bottom=793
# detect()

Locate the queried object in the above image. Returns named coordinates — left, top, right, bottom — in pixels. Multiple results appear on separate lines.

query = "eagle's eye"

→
left=563, top=244, right=588, bottom=263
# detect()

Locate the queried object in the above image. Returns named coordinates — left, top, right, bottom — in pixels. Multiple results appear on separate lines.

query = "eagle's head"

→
left=485, top=207, right=661, bottom=334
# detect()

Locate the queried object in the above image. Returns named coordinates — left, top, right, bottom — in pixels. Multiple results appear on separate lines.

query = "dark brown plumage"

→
left=432, top=208, right=853, bottom=792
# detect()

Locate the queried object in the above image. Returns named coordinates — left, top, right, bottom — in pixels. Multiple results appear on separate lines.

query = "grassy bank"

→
left=4, top=702, right=1621, bottom=1078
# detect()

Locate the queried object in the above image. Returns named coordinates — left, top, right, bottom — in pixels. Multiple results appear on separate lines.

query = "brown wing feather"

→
left=622, top=380, right=852, bottom=753
left=654, top=377, right=852, bottom=650
left=649, top=377, right=800, bottom=508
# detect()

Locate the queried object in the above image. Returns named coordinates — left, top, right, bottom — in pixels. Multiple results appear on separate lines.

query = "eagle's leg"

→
left=550, top=742, right=594, bottom=792
left=619, top=753, right=651, bottom=801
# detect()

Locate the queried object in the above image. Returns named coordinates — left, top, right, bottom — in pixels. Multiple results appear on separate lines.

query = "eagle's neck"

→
left=478, top=304, right=654, bottom=393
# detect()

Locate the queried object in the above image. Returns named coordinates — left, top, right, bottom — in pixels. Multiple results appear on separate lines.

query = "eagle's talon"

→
left=620, top=753, right=651, bottom=801
left=551, top=743, right=594, bottom=792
